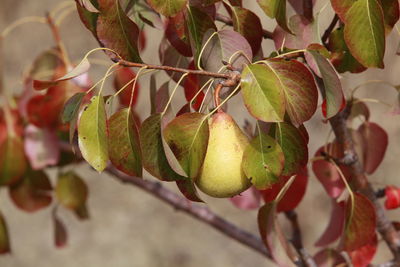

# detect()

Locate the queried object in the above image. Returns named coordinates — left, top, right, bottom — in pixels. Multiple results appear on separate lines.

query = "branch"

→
left=106, top=167, right=271, bottom=259
left=328, top=103, right=400, bottom=261
left=215, top=13, right=273, bottom=39
left=322, top=15, right=339, bottom=44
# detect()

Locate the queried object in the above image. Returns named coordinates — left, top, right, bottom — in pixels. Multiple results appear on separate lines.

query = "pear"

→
left=196, top=112, right=251, bottom=198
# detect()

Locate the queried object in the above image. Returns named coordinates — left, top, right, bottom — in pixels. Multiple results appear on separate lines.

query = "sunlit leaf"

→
left=258, top=0, right=291, bottom=33
left=108, top=108, right=142, bottom=177
left=241, top=64, right=285, bottom=122
left=56, top=172, right=88, bottom=210
left=146, top=0, right=187, bottom=17
left=263, top=59, right=318, bottom=126
left=9, top=170, right=52, bottom=212
left=78, top=95, right=109, bottom=172
left=242, top=130, right=284, bottom=189
left=330, top=0, right=355, bottom=21
left=344, top=0, right=385, bottom=68
left=0, top=212, right=10, bottom=254
left=140, top=113, right=187, bottom=181
left=163, top=112, right=209, bottom=178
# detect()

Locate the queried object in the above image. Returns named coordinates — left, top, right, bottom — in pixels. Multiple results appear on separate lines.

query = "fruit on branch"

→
left=196, top=112, right=250, bottom=198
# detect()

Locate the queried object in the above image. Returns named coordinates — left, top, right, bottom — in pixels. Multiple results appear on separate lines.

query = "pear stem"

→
left=213, top=83, right=223, bottom=113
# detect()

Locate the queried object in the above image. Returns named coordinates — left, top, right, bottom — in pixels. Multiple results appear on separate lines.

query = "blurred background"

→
left=0, top=0, right=399, bottom=266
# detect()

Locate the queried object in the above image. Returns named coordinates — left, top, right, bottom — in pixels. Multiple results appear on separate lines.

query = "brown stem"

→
left=329, top=106, right=400, bottom=261
left=213, top=83, right=223, bottom=111
left=46, top=13, right=71, bottom=67
left=322, top=15, right=339, bottom=44
left=106, top=167, right=271, bottom=258
left=303, top=0, right=314, bottom=21
left=215, top=13, right=273, bottom=39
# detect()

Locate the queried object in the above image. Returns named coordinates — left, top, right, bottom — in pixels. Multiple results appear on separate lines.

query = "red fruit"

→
left=385, top=186, right=400, bottom=210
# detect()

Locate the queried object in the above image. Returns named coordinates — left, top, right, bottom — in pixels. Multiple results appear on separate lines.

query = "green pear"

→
left=196, top=112, right=251, bottom=198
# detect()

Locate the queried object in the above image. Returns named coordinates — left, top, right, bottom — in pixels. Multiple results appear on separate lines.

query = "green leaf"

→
left=78, top=95, right=109, bottom=172
left=140, top=113, right=187, bottom=181
left=163, top=112, right=209, bottom=179
left=9, top=170, right=52, bottom=212
left=307, top=49, right=345, bottom=118
left=96, top=0, right=143, bottom=62
left=269, top=122, right=308, bottom=177
left=257, top=0, right=291, bottom=33
left=108, top=108, right=142, bottom=177
left=263, top=59, right=318, bottom=126
left=240, top=64, right=285, bottom=122
left=146, top=0, right=187, bottom=17
left=344, top=0, right=385, bottom=68
left=0, top=212, right=10, bottom=254
left=62, top=92, right=86, bottom=144
left=56, top=172, right=88, bottom=210
left=242, top=130, right=284, bottom=189
left=330, top=0, right=356, bottom=21
left=0, top=136, right=27, bottom=186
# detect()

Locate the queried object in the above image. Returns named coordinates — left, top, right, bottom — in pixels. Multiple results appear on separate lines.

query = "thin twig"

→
left=322, top=15, right=339, bottom=44
left=46, top=13, right=71, bottom=66
left=215, top=13, right=273, bottom=39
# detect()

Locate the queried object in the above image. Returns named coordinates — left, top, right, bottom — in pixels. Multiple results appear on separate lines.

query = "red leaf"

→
left=0, top=212, right=10, bottom=254
left=315, top=200, right=346, bottom=247
left=230, top=187, right=261, bottom=210
left=349, top=234, right=378, bottom=267
left=313, top=248, right=346, bottom=267
left=358, top=122, right=388, bottom=174
left=165, top=12, right=193, bottom=57
left=260, top=168, right=308, bottom=212
left=385, top=186, right=400, bottom=210
left=343, top=193, right=377, bottom=252
left=53, top=211, right=68, bottom=248
left=113, top=68, right=140, bottom=107
left=183, top=61, right=205, bottom=111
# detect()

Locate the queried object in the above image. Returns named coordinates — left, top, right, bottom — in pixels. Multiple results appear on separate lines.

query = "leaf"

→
left=0, top=211, right=10, bottom=254
left=385, top=186, right=400, bottom=210
left=313, top=249, right=347, bottom=267
left=140, top=114, right=187, bottom=181
left=344, top=0, right=385, bottom=68
left=146, top=0, right=187, bottom=17
left=258, top=0, right=291, bottom=33
left=349, top=100, right=370, bottom=121
left=242, top=130, right=284, bottom=189
left=52, top=211, right=68, bottom=248
left=163, top=112, right=209, bottom=179
left=155, top=82, right=171, bottom=114
left=0, top=135, right=27, bottom=186
left=62, top=92, right=86, bottom=144
left=96, top=0, right=143, bottom=62
left=230, top=7, right=263, bottom=54
left=183, top=61, right=205, bottom=111
left=315, top=200, right=346, bottom=247
left=108, top=108, right=142, bottom=177
left=24, top=125, right=60, bottom=170
left=230, top=187, right=261, bottom=210
left=269, top=122, right=308, bottom=176
left=343, top=193, right=376, bottom=252
left=78, top=95, right=109, bottom=172
left=307, top=48, right=345, bottom=118
left=33, top=58, right=91, bottom=90
left=330, top=0, right=356, bottom=21
left=260, top=168, right=308, bottom=212
left=349, top=234, right=378, bottom=267
left=113, top=67, right=140, bottom=107
left=380, top=0, right=400, bottom=34
left=201, top=29, right=253, bottom=73
left=358, top=122, right=388, bottom=174
left=288, top=0, right=316, bottom=15
left=263, top=59, right=318, bottom=126
left=185, top=5, right=217, bottom=60
left=56, top=172, right=88, bottom=210
left=9, top=170, right=52, bottom=212
left=75, top=0, right=99, bottom=35
left=176, top=179, right=203, bottom=202
left=240, top=64, right=285, bottom=122
left=165, top=11, right=193, bottom=57
left=159, top=40, right=190, bottom=83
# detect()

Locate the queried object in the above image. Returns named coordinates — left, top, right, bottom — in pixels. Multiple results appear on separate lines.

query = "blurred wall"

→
left=0, top=1, right=399, bottom=266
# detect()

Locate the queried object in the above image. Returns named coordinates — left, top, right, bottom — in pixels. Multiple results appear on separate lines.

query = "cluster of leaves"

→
left=1, top=0, right=400, bottom=266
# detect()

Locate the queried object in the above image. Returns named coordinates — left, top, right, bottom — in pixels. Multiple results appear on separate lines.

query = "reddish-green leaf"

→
left=330, top=0, right=356, bottom=21
left=108, top=108, right=142, bottom=177
left=52, top=211, right=68, bottom=248
left=62, top=92, right=86, bottom=144
left=163, top=112, right=209, bottom=179
left=96, top=0, right=142, bottom=62
left=349, top=234, right=378, bottom=267
left=0, top=212, right=10, bottom=254
left=381, top=0, right=400, bottom=34
left=241, top=64, right=285, bottom=122
left=269, top=122, right=308, bottom=176
left=56, top=172, right=88, bottom=210
left=258, top=0, right=291, bottom=33
left=113, top=68, right=140, bottom=107
left=140, top=114, right=187, bottom=181
left=0, top=135, right=27, bottom=186
left=201, top=29, right=252, bottom=73
left=307, top=48, right=345, bottom=118
left=313, top=249, right=347, bottom=267
left=242, top=130, right=284, bottom=189
left=263, top=59, right=318, bottom=126
left=9, top=170, right=52, bottom=212
left=165, top=11, right=193, bottom=57
left=315, top=200, right=346, bottom=247
left=75, top=0, right=98, bottom=35
left=344, top=0, right=385, bottom=68
left=176, top=179, right=203, bottom=202
left=343, top=193, right=376, bottom=252
left=78, top=95, right=109, bottom=172
left=146, top=0, right=187, bottom=17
